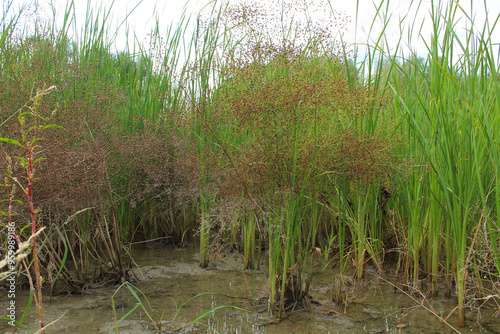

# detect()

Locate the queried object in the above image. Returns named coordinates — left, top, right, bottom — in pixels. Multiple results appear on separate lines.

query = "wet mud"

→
left=1, top=245, right=500, bottom=333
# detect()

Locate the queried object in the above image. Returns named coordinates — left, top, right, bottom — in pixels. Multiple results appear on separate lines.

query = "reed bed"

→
left=0, top=0, right=499, bottom=331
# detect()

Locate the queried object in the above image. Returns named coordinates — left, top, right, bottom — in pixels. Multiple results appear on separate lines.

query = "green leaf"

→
left=126, top=284, right=140, bottom=299
left=0, top=20, right=12, bottom=47
left=0, top=138, right=23, bottom=147
left=33, top=158, right=47, bottom=165
left=0, top=317, right=31, bottom=332
left=19, top=287, right=34, bottom=326
left=41, top=124, right=64, bottom=130
left=53, top=226, right=68, bottom=283
left=31, top=137, right=44, bottom=145
left=17, top=113, right=26, bottom=127
left=20, top=224, right=30, bottom=234
left=190, top=305, right=248, bottom=324
left=114, top=303, right=141, bottom=327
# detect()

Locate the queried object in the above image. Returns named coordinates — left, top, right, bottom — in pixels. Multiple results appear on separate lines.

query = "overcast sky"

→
left=4, top=0, right=500, bottom=60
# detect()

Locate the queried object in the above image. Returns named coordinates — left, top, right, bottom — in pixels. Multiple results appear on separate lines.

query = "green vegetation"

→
left=0, top=0, right=499, bottom=331
left=111, top=283, right=247, bottom=333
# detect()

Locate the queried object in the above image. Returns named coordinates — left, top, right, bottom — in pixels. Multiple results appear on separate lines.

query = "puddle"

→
left=1, top=245, right=500, bottom=333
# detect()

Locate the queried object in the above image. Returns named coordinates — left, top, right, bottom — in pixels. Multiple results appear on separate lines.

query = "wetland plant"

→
left=111, top=283, right=247, bottom=333
left=1, top=0, right=499, bottom=331
left=0, top=85, right=62, bottom=333
left=198, top=0, right=402, bottom=315
left=373, top=0, right=500, bottom=327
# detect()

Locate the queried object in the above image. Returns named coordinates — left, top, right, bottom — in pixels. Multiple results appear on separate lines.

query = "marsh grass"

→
left=1, top=0, right=499, bottom=330
left=378, top=0, right=500, bottom=326
left=1, top=0, right=199, bottom=297
left=194, top=0, right=403, bottom=316
left=242, top=208, right=257, bottom=269
left=111, top=283, right=248, bottom=333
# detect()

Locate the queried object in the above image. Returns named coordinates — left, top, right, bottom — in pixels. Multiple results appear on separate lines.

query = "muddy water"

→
left=1, top=245, right=500, bottom=333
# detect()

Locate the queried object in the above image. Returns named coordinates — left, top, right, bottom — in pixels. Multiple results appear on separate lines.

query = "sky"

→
left=3, top=0, right=500, bottom=61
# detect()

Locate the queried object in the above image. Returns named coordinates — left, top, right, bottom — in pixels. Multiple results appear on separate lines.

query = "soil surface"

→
left=1, top=245, right=500, bottom=333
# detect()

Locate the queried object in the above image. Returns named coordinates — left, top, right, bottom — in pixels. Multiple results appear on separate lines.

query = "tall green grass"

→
left=1, top=0, right=500, bottom=329
left=0, top=0, right=200, bottom=295
left=374, top=0, right=500, bottom=326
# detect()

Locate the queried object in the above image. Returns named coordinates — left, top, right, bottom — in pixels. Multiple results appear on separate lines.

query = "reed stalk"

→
left=199, top=195, right=210, bottom=268
left=387, top=1, right=497, bottom=325
left=404, top=171, right=426, bottom=288
left=268, top=210, right=282, bottom=315
left=242, top=209, right=256, bottom=270
left=427, top=175, right=442, bottom=296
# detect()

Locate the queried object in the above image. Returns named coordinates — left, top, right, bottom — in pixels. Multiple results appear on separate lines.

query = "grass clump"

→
left=194, top=0, right=404, bottom=316
left=1, top=0, right=500, bottom=331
